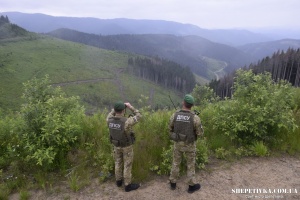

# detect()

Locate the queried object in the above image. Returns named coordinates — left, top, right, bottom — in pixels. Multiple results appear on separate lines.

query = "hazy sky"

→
left=1, top=0, right=299, bottom=30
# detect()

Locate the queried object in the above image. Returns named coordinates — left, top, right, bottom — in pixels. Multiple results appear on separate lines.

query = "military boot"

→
left=125, top=183, right=140, bottom=192
left=116, top=180, right=123, bottom=187
left=170, top=182, right=176, bottom=190
left=188, top=183, right=201, bottom=193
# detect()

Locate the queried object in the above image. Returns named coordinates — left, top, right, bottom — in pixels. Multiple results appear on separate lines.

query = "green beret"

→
left=114, top=101, right=125, bottom=111
left=184, top=94, right=195, bottom=105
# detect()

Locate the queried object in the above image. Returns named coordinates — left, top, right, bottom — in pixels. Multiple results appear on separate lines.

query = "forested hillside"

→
left=0, top=15, right=28, bottom=39
left=210, top=48, right=300, bottom=98
left=238, top=39, right=300, bottom=62
left=0, top=16, right=188, bottom=112
left=128, top=56, right=196, bottom=92
left=47, top=28, right=252, bottom=79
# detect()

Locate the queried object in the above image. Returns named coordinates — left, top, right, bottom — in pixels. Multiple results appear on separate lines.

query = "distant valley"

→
left=46, top=28, right=251, bottom=79
left=3, top=12, right=300, bottom=79
left=1, top=12, right=300, bottom=112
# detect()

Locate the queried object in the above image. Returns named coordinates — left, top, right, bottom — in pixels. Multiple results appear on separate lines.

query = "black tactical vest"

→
left=108, top=117, right=133, bottom=147
left=173, top=110, right=196, bottom=143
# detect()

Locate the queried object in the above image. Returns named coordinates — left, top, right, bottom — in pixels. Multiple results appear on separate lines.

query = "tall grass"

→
left=132, top=110, right=172, bottom=181
left=273, top=111, right=300, bottom=155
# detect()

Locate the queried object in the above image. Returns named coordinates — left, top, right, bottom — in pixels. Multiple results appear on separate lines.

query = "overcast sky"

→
left=1, top=0, right=299, bottom=30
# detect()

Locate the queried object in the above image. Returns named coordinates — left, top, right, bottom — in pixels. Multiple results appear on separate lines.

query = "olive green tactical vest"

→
left=108, top=117, right=132, bottom=147
left=173, top=110, right=196, bottom=143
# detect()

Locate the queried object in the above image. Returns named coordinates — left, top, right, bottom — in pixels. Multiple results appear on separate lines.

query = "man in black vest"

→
left=106, top=101, right=142, bottom=192
left=169, top=94, right=204, bottom=193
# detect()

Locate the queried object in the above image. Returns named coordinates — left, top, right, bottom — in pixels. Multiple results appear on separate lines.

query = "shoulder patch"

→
left=133, top=116, right=138, bottom=122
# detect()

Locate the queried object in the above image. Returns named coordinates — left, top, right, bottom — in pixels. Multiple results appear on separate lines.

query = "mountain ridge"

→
left=238, top=39, right=300, bottom=62
left=2, top=12, right=300, bottom=81
left=2, top=11, right=272, bottom=46
left=46, top=28, right=252, bottom=78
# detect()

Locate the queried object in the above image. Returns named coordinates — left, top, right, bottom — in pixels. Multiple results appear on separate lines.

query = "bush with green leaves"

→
left=150, top=138, right=208, bottom=175
left=204, top=70, right=297, bottom=146
left=19, top=75, right=85, bottom=169
left=195, top=138, right=209, bottom=169
left=0, top=111, right=24, bottom=169
left=251, top=141, right=269, bottom=157
left=192, top=84, right=218, bottom=108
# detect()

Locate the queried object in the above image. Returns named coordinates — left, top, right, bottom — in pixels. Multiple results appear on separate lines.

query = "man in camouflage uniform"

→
left=169, top=94, right=204, bottom=193
left=106, top=101, right=142, bottom=192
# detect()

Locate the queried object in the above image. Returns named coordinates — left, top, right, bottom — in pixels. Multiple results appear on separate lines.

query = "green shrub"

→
left=290, top=88, right=300, bottom=111
left=0, top=183, right=10, bottom=200
left=0, top=112, right=24, bottom=169
left=251, top=141, right=269, bottom=157
left=19, top=75, right=85, bottom=169
left=150, top=138, right=208, bottom=175
left=67, top=171, right=81, bottom=192
left=215, top=147, right=231, bottom=159
left=196, top=138, right=209, bottom=169
left=272, top=110, right=300, bottom=154
left=234, top=146, right=253, bottom=158
left=19, top=190, right=30, bottom=200
left=192, top=84, right=218, bottom=109
left=150, top=145, right=173, bottom=175
left=207, top=70, right=297, bottom=145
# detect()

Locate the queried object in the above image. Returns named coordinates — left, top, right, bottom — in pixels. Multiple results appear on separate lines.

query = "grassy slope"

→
left=202, top=56, right=228, bottom=80
left=194, top=73, right=209, bottom=85
left=0, top=35, right=182, bottom=112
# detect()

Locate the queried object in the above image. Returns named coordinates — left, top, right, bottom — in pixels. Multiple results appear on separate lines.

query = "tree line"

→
left=128, top=56, right=196, bottom=93
left=46, top=29, right=216, bottom=78
left=0, top=15, right=10, bottom=25
left=0, top=15, right=28, bottom=39
left=209, top=48, right=300, bottom=98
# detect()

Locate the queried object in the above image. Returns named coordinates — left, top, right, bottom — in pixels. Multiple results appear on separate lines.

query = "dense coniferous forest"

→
left=210, top=48, right=300, bottom=98
left=128, top=56, right=196, bottom=93
left=253, top=48, right=300, bottom=86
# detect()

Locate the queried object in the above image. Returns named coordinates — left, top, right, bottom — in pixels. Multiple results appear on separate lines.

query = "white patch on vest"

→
left=109, top=123, right=121, bottom=129
left=176, top=115, right=190, bottom=122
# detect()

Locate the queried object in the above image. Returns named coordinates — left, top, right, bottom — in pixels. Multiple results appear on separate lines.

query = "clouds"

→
left=1, top=0, right=299, bottom=29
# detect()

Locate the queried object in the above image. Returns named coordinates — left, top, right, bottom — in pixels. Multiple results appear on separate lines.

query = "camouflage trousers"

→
left=169, top=141, right=197, bottom=185
left=113, top=145, right=134, bottom=186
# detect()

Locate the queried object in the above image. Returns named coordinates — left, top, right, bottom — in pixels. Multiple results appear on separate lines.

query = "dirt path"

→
left=113, top=68, right=126, bottom=100
left=51, top=78, right=113, bottom=87
left=10, top=155, right=300, bottom=200
left=51, top=68, right=127, bottom=100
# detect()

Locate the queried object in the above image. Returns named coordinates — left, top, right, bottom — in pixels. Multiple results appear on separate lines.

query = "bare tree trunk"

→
left=295, top=63, right=300, bottom=87
left=288, top=60, right=294, bottom=83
